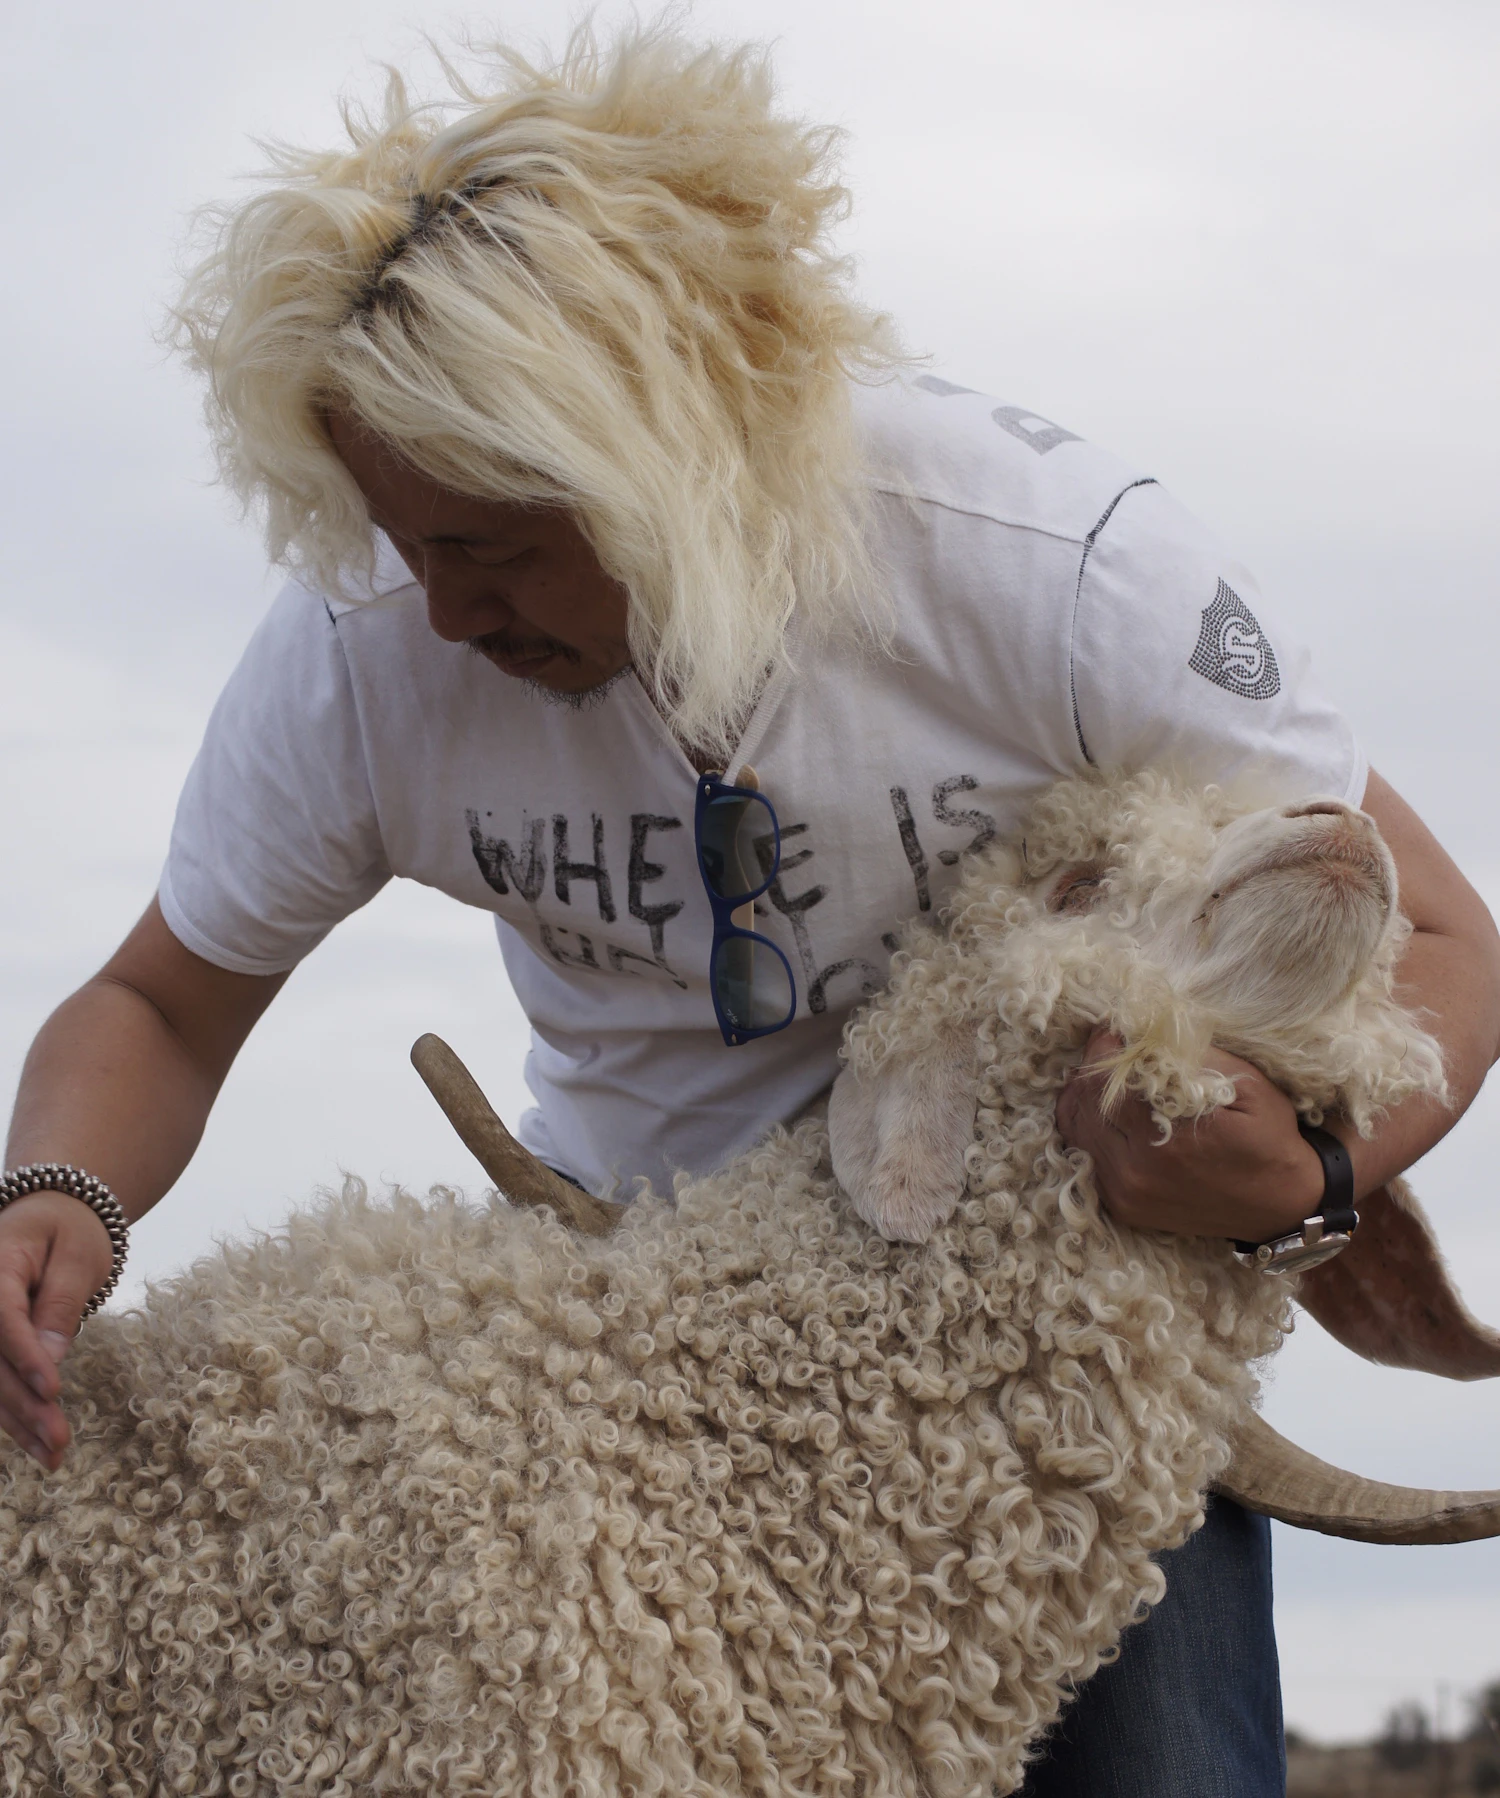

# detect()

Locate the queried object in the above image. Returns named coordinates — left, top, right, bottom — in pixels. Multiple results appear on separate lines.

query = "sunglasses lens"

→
left=712, top=933, right=795, bottom=1033
left=698, top=791, right=776, bottom=902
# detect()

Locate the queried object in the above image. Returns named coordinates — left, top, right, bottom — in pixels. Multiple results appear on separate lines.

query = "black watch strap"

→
left=1232, top=1120, right=1358, bottom=1254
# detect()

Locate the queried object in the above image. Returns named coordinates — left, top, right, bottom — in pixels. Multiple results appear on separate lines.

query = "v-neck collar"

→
left=622, top=637, right=797, bottom=787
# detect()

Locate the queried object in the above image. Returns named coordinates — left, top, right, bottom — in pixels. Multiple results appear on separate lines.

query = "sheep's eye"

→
left=1049, top=865, right=1107, bottom=915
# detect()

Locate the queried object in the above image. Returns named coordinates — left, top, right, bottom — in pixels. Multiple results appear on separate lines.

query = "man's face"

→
left=327, top=408, right=633, bottom=698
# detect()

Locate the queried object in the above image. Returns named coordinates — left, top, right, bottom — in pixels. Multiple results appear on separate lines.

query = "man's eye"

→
left=465, top=544, right=535, bottom=568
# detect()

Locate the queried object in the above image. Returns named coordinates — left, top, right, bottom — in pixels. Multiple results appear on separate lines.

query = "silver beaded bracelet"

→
left=0, top=1163, right=129, bottom=1317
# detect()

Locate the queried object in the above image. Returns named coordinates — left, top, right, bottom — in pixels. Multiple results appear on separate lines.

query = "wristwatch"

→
left=1232, top=1122, right=1359, bottom=1276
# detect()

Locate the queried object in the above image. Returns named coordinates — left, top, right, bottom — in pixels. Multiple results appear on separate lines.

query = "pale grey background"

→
left=3, top=0, right=1497, bottom=1743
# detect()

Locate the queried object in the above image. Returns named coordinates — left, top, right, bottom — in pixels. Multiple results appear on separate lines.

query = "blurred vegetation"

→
left=1286, top=1679, right=1500, bottom=1796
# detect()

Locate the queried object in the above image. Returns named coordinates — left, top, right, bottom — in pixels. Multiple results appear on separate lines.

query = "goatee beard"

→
left=465, top=632, right=630, bottom=710
left=465, top=628, right=581, bottom=666
left=522, top=665, right=632, bottom=711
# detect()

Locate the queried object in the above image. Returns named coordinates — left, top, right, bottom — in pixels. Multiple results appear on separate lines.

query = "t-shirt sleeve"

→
left=1069, top=479, right=1367, bottom=806
left=157, top=582, right=391, bottom=975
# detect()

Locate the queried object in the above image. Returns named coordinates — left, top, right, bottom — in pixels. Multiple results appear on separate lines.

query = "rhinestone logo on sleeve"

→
left=1188, top=580, right=1281, bottom=700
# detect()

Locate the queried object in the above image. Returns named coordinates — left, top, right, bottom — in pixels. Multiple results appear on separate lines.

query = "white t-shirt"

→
left=159, top=376, right=1365, bottom=1195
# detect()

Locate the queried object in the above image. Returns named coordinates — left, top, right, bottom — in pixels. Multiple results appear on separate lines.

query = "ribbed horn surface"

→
left=1218, top=1410, right=1500, bottom=1545
left=411, top=1034, right=619, bottom=1236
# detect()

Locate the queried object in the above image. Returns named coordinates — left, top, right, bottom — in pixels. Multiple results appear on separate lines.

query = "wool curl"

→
left=0, top=774, right=1440, bottom=1796
left=168, top=18, right=903, bottom=757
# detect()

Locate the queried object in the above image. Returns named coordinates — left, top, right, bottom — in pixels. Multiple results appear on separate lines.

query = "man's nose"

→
left=420, top=558, right=513, bottom=644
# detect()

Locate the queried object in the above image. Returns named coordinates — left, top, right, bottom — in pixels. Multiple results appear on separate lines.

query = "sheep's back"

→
left=0, top=1126, right=1278, bottom=1798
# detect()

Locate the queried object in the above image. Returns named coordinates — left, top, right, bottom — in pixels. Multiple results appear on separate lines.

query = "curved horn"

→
left=1217, top=1410, right=1500, bottom=1545
left=411, top=1034, right=619, bottom=1237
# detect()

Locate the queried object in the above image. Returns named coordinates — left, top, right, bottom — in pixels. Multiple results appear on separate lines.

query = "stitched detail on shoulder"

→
left=866, top=481, right=1095, bottom=548
left=321, top=595, right=360, bottom=680
left=1068, top=478, right=1159, bottom=765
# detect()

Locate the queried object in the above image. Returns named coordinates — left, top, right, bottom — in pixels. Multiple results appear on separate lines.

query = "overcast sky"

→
left=4, top=0, right=1499, bottom=1743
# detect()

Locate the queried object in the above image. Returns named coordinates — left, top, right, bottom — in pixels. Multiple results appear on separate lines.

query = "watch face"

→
left=1268, top=1232, right=1353, bottom=1277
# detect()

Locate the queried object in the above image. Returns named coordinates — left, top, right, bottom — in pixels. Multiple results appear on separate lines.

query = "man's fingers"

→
left=1063, top=1081, right=1140, bottom=1140
left=0, top=1260, right=57, bottom=1403
left=1073, top=1028, right=1125, bottom=1075
left=0, top=1353, right=69, bottom=1464
left=31, top=1261, right=96, bottom=1354
left=0, top=1197, right=109, bottom=1447
left=28, top=1197, right=110, bottom=1332
left=1059, top=1030, right=1130, bottom=1119
left=0, top=1246, right=92, bottom=1469
left=1058, top=1031, right=1181, bottom=1222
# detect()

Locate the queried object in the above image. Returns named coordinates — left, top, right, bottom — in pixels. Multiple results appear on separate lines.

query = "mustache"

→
left=465, top=629, right=582, bottom=666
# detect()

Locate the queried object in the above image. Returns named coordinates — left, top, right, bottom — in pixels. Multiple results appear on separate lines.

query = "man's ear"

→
left=828, top=1028, right=981, bottom=1242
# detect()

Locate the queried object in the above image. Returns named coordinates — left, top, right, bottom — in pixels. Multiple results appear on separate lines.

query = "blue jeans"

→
left=1019, top=1498, right=1285, bottom=1797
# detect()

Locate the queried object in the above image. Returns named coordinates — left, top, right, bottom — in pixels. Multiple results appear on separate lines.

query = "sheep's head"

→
left=1133, top=798, right=1397, bottom=1032
left=1078, top=794, right=1438, bottom=1129
left=830, top=773, right=1445, bottom=1245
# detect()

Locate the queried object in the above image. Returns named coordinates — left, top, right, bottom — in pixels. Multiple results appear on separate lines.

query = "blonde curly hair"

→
left=171, top=21, right=901, bottom=754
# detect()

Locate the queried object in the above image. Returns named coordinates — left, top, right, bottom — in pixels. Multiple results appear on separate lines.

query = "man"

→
left=3, top=25, right=1497, bottom=1797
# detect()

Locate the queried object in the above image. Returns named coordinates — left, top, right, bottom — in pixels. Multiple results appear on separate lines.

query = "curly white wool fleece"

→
left=0, top=776, right=1434, bottom=1798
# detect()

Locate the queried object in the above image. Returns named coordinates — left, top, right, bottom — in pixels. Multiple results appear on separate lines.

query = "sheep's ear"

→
left=828, top=1029, right=980, bottom=1242
left=1297, top=1178, right=1500, bottom=1380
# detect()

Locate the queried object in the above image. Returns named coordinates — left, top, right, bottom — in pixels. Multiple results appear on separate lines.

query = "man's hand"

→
left=1, top=899, right=289, bottom=1470
left=1056, top=1029, right=1325, bottom=1242
left=0, top=1193, right=114, bottom=1470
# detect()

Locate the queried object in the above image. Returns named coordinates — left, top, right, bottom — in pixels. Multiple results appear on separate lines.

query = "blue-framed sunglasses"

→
left=695, top=771, right=798, bottom=1046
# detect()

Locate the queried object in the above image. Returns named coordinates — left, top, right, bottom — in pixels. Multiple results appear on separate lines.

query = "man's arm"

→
left=1056, top=769, right=1500, bottom=1240
left=0, top=900, right=285, bottom=1468
left=1346, top=771, right=1500, bottom=1186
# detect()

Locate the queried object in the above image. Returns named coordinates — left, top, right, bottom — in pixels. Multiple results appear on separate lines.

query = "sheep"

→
left=1, top=771, right=1496, bottom=1798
